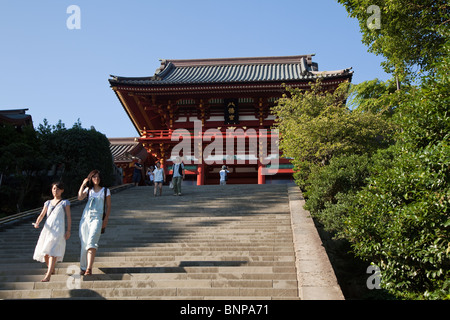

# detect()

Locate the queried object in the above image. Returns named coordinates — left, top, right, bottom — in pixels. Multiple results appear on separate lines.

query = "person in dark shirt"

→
left=132, top=158, right=144, bottom=186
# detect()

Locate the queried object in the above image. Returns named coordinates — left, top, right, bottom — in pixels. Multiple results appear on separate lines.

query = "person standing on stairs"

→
left=172, top=156, right=185, bottom=196
left=153, top=161, right=166, bottom=196
left=33, top=181, right=72, bottom=282
left=77, top=170, right=111, bottom=276
left=219, top=165, right=229, bottom=185
left=132, top=158, right=144, bottom=186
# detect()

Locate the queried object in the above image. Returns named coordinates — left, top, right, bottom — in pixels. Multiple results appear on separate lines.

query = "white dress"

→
left=33, top=200, right=70, bottom=263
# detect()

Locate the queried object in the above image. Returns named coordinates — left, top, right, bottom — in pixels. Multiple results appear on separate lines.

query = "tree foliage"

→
left=273, top=1, right=449, bottom=298
left=334, top=0, right=450, bottom=299
left=37, top=120, right=114, bottom=196
left=337, top=0, right=449, bottom=77
left=347, top=78, right=399, bottom=115
left=272, top=80, right=393, bottom=189
left=0, top=124, right=48, bottom=214
left=346, top=49, right=450, bottom=299
left=0, top=120, right=115, bottom=216
left=304, top=153, right=372, bottom=237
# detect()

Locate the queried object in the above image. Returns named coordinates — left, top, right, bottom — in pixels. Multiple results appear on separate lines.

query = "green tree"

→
left=347, top=78, right=399, bottom=115
left=345, top=51, right=450, bottom=299
left=304, top=153, right=372, bottom=236
left=38, top=120, right=115, bottom=196
left=337, top=0, right=449, bottom=77
left=272, top=80, right=392, bottom=189
left=275, top=79, right=396, bottom=241
left=1, top=119, right=115, bottom=216
left=0, top=124, right=47, bottom=214
left=337, top=0, right=449, bottom=299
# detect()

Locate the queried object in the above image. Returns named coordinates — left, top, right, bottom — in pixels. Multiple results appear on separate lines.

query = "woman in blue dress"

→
left=77, top=170, right=111, bottom=275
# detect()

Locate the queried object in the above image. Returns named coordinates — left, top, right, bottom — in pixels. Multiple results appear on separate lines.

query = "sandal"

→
left=84, top=268, right=92, bottom=276
left=41, top=274, right=51, bottom=282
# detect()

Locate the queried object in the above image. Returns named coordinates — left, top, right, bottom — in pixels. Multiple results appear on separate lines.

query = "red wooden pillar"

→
left=258, top=162, right=266, bottom=185
left=197, top=163, right=205, bottom=185
left=160, top=158, right=168, bottom=180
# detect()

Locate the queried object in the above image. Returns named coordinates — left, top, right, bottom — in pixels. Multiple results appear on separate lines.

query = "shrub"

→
left=304, top=153, right=372, bottom=237
left=38, top=121, right=114, bottom=196
left=346, top=142, right=449, bottom=299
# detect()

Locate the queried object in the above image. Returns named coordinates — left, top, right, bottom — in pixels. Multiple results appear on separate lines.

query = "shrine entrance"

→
left=109, top=55, right=352, bottom=185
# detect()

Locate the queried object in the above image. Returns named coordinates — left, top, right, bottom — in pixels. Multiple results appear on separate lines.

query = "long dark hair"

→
left=86, top=170, right=102, bottom=189
left=51, top=181, right=65, bottom=190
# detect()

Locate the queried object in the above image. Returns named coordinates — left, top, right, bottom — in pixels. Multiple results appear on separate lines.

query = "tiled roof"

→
left=0, top=109, right=32, bottom=126
left=110, top=143, right=136, bottom=162
left=109, top=55, right=352, bottom=86
left=109, top=138, right=147, bottom=162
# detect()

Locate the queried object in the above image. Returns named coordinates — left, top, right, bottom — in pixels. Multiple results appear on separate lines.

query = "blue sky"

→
left=0, top=0, right=389, bottom=138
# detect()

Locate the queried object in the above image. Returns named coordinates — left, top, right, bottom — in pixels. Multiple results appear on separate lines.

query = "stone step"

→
left=0, top=278, right=298, bottom=291
left=0, top=251, right=296, bottom=262
left=0, top=255, right=296, bottom=265
left=0, top=184, right=344, bottom=300
left=0, top=271, right=298, bottom=284
left=0, top=264, right=297, bottom=276
left=0, top=287, right=300, bottom=300
left=0, top=263, right=296, bottom=276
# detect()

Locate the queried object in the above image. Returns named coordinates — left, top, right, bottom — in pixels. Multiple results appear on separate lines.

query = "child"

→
left=33, top=181, right=72, bottom=282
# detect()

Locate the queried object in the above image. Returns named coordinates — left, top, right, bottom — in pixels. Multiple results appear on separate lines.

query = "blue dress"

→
left=79, top=188, right=109, bottom=270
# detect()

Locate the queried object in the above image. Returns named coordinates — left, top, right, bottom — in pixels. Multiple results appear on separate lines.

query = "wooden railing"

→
left=140, top=129, right=280, bottom=140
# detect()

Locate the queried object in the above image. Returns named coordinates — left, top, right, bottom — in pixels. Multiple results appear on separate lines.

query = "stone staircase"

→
left=0, top=184, right=301, bottom=300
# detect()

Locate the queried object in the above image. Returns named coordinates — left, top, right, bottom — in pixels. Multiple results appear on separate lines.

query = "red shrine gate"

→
left=109, top=55, right=353, bottom=185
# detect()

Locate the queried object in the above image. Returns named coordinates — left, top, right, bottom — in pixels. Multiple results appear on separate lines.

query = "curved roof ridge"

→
left=164, top=54, right=315, bottom=67
left=108, top=54, right=354, bottom=86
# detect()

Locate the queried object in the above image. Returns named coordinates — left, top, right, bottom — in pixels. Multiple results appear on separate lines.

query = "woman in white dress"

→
left=77, top=170, right=111, bottom=275
left=33, top=181, right=72, bottom=282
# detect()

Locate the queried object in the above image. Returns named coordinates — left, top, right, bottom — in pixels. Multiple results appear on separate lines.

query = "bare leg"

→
left=41, top=256, right=57, bottom=282
left=85, top=248, right=96, bottom=275
left=44, top=255, right=56, bottom=274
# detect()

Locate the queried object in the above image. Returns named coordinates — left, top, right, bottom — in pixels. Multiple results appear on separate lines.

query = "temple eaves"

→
left=109, top=54, right=353, bottom=87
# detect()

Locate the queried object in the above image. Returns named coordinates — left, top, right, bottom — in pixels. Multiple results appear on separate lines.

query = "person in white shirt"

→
left=146, top=166, right=154, bottom=186
left=77, top=170, right=111, bottom=276
left=153, top=162, right=166, bottom=196
left=219, top=165, right=229, bottom=185
left=33, top=181, right=72, bottom=282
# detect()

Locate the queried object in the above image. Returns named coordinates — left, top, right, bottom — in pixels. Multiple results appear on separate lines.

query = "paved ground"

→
left=0, top=183, right=343, bottom=300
